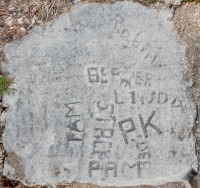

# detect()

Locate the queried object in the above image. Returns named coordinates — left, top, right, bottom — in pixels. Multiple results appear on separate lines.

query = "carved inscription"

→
left=48, top=101, right=84, bottom=157
left=171, top=97, right=184, bottom=111
left=91, top=100, right=116, bottom=121
left=86, top=66, right=186, bottom=109
left=139, top=111, right=162, bottom=138
left=89, top=141, right=151, bottom=178
left=86, top=62, right=185, bottom=179
left=91, top=100, right=115, bottom=159
left=88, top=161, right=117, bottom=178
left=86, top=62, right=185, bottom=178
left=118, top=118, right=136, bottom=144
left=65, top=102, right=82, bottom=142
left=2, top=2, right=196, bottom=185
left=111, top=14, right=160, bottom=64
left=115, top=90, right=184, bottom=107
left=65, top=102, right=80, bottom=117
left=70, top=45, right=90, bottom=60
left=47, top=12, right=195, bottom=182
left=119, top=111, right=162, bottom=144
left=121, top=141, right=151, bottom=178
left=87, top=67, right=99, bottom=82
left=88, top=97, right=161, bottom=179
left=87, top=67, right=153, bottom=87
left=89, top=100, right=117, bottom=178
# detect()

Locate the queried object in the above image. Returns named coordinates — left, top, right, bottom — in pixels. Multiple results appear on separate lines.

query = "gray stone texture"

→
left=2, top=2, right=197, bottom=186
left=162, top=0, right=181, bottom=6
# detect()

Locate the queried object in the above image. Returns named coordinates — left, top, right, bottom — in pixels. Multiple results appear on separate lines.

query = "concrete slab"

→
left=2, top=2, right=197, bottom=186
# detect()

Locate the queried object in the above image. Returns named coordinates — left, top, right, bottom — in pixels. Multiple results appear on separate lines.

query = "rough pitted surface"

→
left=1, top=2, right=197, bottom=186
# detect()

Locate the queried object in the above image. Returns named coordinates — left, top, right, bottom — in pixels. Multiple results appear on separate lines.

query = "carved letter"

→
left=111, top=14, right=124, bottom=29
left=88, top=161, right=100, bottom=177
left=92, top=141, right=112, bottom=159
left=87, top=67, right=99, bottom=82
left=111, top=68, right=119, bottom=76
left=171, top=97, right=183, bottom=110
left=94, top=128, right=103, bottom=138
left=157, top=92, right=168, bottom=104
left=138, top=110, right=162, bottom=138
left=140, top=43, right=158, bottom=64
left=67, top=119, right=82, bottom=132
left=145, top=72, right=152, bottom=86
left=130, top=91, right=136, bottom=104
left=148, top=91, right=155, bottom=103
left=131, top=32, right=141, bottom=48
left=135, top=71, right=144, bottom=85
left=103, top=129, right=114, bottom=138
left=136, top=142, right=148, bottom=152
left=140, top=95, right=145, bottom=104
left=94, top=128, right=114, bottom=138
left=114, top=90, right=124, bottom=104
left=121, top=78, right=131, bottom=88
left=118, top=118, right=136, bottom=144
left=66, top=132, right=82, bottom=141
left=65, top=102, right=80, bottom=117
left=137, top=161, right=151, bottom=178
left=105, top=162, right=117, bottom=177
left=101, top=67, right=108, bottom=83
left=121, top=161, right=137, bottom=173
left=121, top=29, right=130, bottom=39
left=137, top=152, right=151, bottom=159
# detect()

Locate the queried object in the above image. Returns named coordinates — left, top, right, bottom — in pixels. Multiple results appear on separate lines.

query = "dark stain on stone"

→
left=55, top=170, right=61, bottom=176
left=188, top=131, right=192, bottom=138
left=170, top=127, right=175, bottom=135
left=5, top=152, right=25, bottom=180
left=171, top=150, right=177, bottom=157
left=187, top=127, right=192, bottom=139
left=178, top=135, right=184, bottom=141
left=64, top=168, right=69, bottom=171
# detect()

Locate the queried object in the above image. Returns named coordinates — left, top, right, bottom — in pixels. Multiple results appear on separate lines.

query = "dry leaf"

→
left=4, top=16, right=13, bottom=26
left=17, top=17, right=23, bottom=24
left=20, top=27, right=26, bottom=32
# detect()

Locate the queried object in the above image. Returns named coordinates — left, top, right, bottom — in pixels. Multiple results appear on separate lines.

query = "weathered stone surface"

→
left=163, top=0, right=181, bottom=6
left=2, top=2, right=197, bottom=186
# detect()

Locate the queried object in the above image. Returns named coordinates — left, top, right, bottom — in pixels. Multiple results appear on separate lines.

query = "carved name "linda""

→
left=114, top=90, right=184, bottom=109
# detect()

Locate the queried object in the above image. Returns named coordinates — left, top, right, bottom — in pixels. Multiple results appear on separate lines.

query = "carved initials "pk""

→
left=118, top=111, right=162, bottom=144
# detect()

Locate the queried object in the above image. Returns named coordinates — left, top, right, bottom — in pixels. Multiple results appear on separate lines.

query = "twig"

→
left=43, top=0, right=57, bottom=29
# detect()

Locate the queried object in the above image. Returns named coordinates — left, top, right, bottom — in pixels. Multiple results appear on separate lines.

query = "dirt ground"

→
left=1, top=0, right=200, bottom=188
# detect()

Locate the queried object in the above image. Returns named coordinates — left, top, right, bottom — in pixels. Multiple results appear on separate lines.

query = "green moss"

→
left=181, top=0, right=200, bottom=3
left=134, top=0, right=158, bottom=6
left=0, top=74, right=15, bottom=97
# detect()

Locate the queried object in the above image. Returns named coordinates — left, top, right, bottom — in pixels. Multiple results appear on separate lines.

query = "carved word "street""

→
left=119, top=110, right=162, bottom=143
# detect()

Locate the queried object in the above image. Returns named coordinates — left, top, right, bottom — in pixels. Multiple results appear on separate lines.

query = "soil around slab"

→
left=0, top=0, right=200, bottom=188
